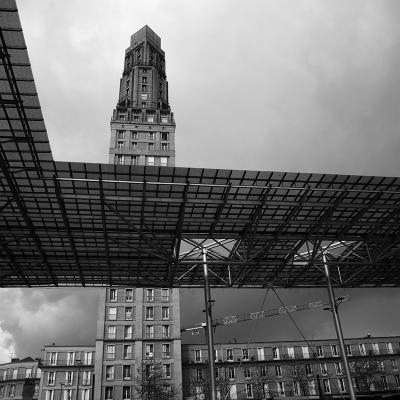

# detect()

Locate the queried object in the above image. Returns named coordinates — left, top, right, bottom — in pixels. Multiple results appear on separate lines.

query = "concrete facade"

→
left=182, top=336, right=400, bottom=399
left=0, top=358, right=40, bottom=400
left=39, top=345, right=95, bottom=400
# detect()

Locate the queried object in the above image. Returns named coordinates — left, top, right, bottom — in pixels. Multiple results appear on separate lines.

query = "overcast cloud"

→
left=1, top=0, right=400, bottom=363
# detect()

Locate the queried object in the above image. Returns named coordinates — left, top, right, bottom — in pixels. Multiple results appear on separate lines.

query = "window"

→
left=8, top=384, right=15, bottom=397
left=395, top=375, right=400, bottom=388
left=372, top=343, right=380, bottom=354
left=82, top=371, right=91, bottom=385
left=162, top=306, right=170, bottom=320
left=392, top=359, right=398, bottom=371
left=257, top=348, right=265, bottom=361
left=292, top=365, right=298, bottom=377
left=131, top=155, right=138, bottom=165
left=47, top=371, right=55, bottom=385
left=124, top=344, right=132, bottom=359
left=161, top=289, right=170, bottom=301
left=275, top=365, right=282, bottom=377
left=359, top=343, right=366, bottom=355
left=116, top=155, right=125, bottom=165
left=131, top=131, right=138, bottom=140
left=277, top=381, right=285, bottom=397
left=161, top=143, right=169, bottom=151
left=317, top=345, right=324, bottom=357
left=305, top=364, right=312, bottom=374
left=49, top=352, right=57, bottom=366
left=122, top=386, right=131, bottom=400
left=125, top=288, right=133, bottom=301
left=293, top=381, right=301, bottom=396
left=320, top=363, right=327, bottom=375
left=125, top=307, right=133, bottom=320
left=12, top=369, right=17, bottom=379
left=323, top=379, right=331, bottom=393
left=163, top=343, right=171, bottom=358
left=195, top=349, right=202, bottom=362
left=117, top=140, right=124, bottom=149
left=196, top=368, right=203, bottom=381
left=148, top=142, right=154, bottom=150
left=331, top=344, right=338, bottom=357
left=146, top=307, right=154, bottom=320
left=273, top=347, right=280, bottom=360
left=335, top=362, right=343, bottom=375
left=387, top=342, right=394, bottom=354
left=308, top=380, right=316, bottom=395
left=81, top=389, right=90, bottom=400
left=145, top=343, right=154, bottom=358
left=160, top=157, right=168, bottom=167
left=146, top=325, right=154, bottom=339
left=106, top=345, right=115, bottom=359
left=146, top=156, right=154, bottom=166
left=147, top=116, right=154, bottom=123
left=338, top=378, right=346, bottom=392
left=142, top=102, right=147, bottom=108
left=345, top=344, right=352, bottom=356
left=161, top=132, right=169, bottom=141
left=117, top=130, right=125, bottom=139
left=120, top=365, right=130, bottom=382
left=124, top=325, right=133, bottom=339
left=228, top=367, right=235, bottom=379
left=149, top=132, right=155, bottom=140
left=107, top=325, right=116, bottom=339
left=381, top=376, right=388, bottom=390
left=142, top=77, right=147, bottom=83
left=146, top=289, right=154, bottom=302
left=142, top=85, right=147, bottom=91
left=162, top=325, right=170, bottom=338
left=83, top=352, right=92, bottom=365
left=106, top=366, right=114, bottom=380
left=260, top=365, right=267, bottom=377
left=108, top=307, right=117, bottom=320
left=246, top=383, right=253, bottom=398
left=105, top=387, right=113, bottom=400
left=25, top=368, right=32, bottom=378
left=302, top=346, right=310, bottom=358
left=131, top=141, right=138, bottom=149
left=45, top=390, right=54, bottom=400
left=141, top=93, right=148, bottom=100
left=242, top=348, right=249, bottom=361
left=163, top=364, right=171, bottom=378
left=244, top=367, right=251, bottom=378
left=287, top=346, right=295, bottom=359
left=161, top=116, right=168, bottom=123
left=65, top=371, right=74, bottom=385
left=227, top=348, right=233, bottom=361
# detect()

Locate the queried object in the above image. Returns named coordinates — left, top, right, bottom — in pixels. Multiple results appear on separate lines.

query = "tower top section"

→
left=129, top=25, right=161, bottom=50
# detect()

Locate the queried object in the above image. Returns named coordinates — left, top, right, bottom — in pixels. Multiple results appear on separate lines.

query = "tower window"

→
left=142, top=76, right=147, bottom=83
left=142, top=85, right=147, bottom=91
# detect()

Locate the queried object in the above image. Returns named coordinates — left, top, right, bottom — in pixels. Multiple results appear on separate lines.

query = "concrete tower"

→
left=108, top=25, right=176, bottom=167
left=94, top=26, right=182, bottom=400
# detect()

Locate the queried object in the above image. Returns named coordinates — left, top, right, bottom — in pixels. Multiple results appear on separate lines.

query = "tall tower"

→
left=94, top=26, right=182, bottom=400
left=109, top=25, right=176, bottom=167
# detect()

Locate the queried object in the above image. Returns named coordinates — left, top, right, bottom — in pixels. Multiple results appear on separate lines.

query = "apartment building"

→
left=38, top=345, right=95, bottom=400
left=0, top=357, right=40, bottom=400
left=182, top=336, right=400, bottom=399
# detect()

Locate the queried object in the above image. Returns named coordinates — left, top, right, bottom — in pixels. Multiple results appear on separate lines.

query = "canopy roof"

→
left=1, top=2, right=400, bottom=288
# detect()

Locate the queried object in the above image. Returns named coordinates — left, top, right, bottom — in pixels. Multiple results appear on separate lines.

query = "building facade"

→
left=39, top=345, right=95, bottom=400
left=108, top=25, right=176, bottom=167
left=0, top=358, right=40, bottom=400
left=182, top=336, right=400, bottom=399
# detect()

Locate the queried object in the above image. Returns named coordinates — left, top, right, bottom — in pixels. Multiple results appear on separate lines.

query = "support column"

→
left=202, top=248, right=217, bottom=400
left=323, top=253, right=356, bottom=400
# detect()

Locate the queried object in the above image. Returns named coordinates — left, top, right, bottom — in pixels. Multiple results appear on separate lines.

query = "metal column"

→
left=202, top=248, right=217, bottom=400
left=323, top=253, right=356, bottom=400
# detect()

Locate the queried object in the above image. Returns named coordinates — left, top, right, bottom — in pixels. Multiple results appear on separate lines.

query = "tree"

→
left=349, top=359, right=385, bottom=393
left=133, top=361, right=177, bottom=400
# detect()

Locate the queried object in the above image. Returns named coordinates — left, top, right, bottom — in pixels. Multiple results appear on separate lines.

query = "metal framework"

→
left=1, top=2, right=400, bottom=288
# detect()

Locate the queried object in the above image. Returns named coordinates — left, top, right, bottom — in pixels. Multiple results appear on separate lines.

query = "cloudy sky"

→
left=1, top=0, right=400, bottom=363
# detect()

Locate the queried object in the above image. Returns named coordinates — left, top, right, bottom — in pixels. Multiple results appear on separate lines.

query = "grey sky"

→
left=0, top=0, right=399, bottom=362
